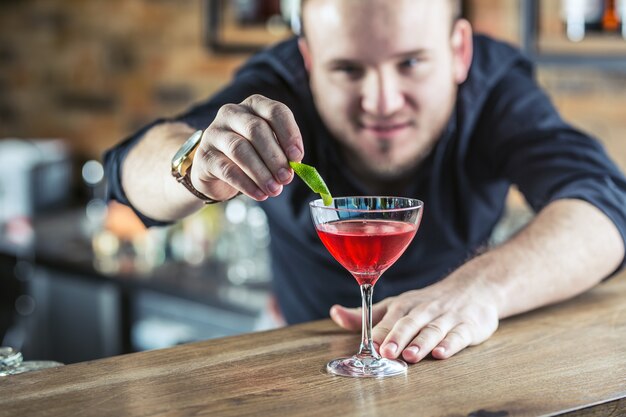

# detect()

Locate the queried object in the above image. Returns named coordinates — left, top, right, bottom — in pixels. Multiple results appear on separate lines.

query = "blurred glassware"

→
left=215, top=196, right=271, bottom=285
left=91, top=201, right=227, bottom=275
left=91, top=201, right=168, bottom=275
left=168, top=204, right=224, bottom=266
left=561, top=0, right=603, bottom=41
left=0, top=346, right=63, bottom=377
left=602, top=0, right=620, bottom=32
left=561, top=0, right=625, bottom=40
left=281, top=0, right=301, bottom=34
left=81, top=159, right=106, bottom=202
left=617, top=0, right=626, bottom=40
left=0, top=139, right=71, bottom=252
left=89, top=194, right=270, bottom=283
left=81, top=160, right=104, bottom=189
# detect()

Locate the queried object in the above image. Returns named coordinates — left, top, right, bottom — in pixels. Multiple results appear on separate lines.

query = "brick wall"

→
left=0, top=0, right=247, bottom=159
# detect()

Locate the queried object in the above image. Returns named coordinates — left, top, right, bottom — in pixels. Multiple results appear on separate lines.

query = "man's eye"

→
left=334, top=65, right=363, bottom=78
left=399, top=57, right=421, bottom=69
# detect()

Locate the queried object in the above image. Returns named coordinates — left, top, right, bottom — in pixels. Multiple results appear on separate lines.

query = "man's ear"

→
left=298, top=37, right=312, bottom=73
left=451, top=19, right=473, bottom=84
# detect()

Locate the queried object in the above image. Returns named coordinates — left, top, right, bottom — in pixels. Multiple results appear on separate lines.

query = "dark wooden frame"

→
left=204, top=0, right=293, bottom=54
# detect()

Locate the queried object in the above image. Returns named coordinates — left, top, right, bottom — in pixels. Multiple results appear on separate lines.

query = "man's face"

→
left=299, top=0, right=472, bottom=183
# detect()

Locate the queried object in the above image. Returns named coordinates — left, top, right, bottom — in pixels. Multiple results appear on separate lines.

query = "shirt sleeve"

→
left=476, top=63, right=626, bottom=271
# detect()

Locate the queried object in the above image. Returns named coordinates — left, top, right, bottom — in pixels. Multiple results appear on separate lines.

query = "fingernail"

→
left=434, top=346, right=445, bottom=355
left=266, top=180, right=281, bottom=194
left=277, top=168, right=291, bottom=183
left=385, top=342, right=398, bottom=355
left=287, top=145, right=302, bottom=161
left=254, top=190, right=268, bottom=200
left=405, top=346, right=419, bottom=356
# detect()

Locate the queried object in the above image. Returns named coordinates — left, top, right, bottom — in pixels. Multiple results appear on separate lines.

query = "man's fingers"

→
left=329, top=305, right=360, bottom=331
left=210, top=130, right=283, bottom=198
left=242, top=95, right=304, bottom=162
left=195, top=96, right=303, bottom=202
left=370, top=297, right=394, bottom=325
left=371, top=300, right=410, bottom=352
left=196, top=149, right=268, bottom=201
left=227, top=108, right=294, bottom=186
left=331, top=297, right=499, bottom=364
left=378, top=313, right=433, bottom=359
left=396, top=316, right=456, bottom=363
left=430, top=323, right=473, bottom=360
left=330, top=298, right=391, bottom=332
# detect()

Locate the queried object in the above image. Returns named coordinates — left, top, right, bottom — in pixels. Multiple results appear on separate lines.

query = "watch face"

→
left=172, top=130, right=204, bottom=174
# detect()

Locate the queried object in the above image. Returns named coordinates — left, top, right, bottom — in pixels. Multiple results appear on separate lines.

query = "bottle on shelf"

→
left=602, top=0, right=620, bottom=32
left=562, top=0, right=604, bottom=41
left=617, top=0, right=626, bottom=40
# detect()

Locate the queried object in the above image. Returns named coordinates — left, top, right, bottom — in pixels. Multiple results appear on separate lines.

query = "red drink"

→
left=311, top=197, right=422, bottom=377
left=316, top=219, right=417, bottom=285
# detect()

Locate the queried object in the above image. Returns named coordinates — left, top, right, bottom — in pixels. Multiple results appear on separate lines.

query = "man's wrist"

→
left=178, top=169, right=220, bottom=204
left=171, top=129, right=219, bottom=204
left=440, top=254, right=506, bottom=318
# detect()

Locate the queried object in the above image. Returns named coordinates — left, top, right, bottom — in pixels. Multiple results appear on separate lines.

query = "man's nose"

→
left=361, top=70, right=405, bottom=116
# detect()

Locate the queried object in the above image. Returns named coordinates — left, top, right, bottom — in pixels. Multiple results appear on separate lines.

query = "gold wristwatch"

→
left=171, top=130, right=217, bottom=204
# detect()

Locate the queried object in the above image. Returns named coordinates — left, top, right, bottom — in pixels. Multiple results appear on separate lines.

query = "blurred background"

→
left=0, top=0, right=624, bottom=365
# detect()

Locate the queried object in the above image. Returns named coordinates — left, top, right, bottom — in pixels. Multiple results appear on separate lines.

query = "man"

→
left=104, top=0, right=626, bottom=364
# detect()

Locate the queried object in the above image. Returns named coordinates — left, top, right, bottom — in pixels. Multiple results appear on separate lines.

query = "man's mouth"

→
left=360, top=121, right=412, bottom=138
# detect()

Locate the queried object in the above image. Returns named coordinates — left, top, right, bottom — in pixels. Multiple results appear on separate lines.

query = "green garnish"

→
left=289, top=161, right=333, bottom=206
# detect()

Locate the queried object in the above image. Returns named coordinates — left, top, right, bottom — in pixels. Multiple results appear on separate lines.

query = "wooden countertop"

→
left=1, top=273, right=626, bottom=417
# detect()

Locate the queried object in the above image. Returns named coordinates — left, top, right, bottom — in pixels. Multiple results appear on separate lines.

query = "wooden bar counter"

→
left=1, top=273, right=626, bottom=417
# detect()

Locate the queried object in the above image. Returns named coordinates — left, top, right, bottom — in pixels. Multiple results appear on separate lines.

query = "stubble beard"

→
left=341, top=136, right=427, bottom=184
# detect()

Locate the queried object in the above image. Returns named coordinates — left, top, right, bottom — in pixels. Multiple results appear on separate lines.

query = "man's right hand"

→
left=189, top=94, right=305, bottom=202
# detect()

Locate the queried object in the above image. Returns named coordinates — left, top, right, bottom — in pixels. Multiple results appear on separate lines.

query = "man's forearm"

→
left=121, top=122, right=205, bottom=222
left=452, top=198, right=625, bottom=319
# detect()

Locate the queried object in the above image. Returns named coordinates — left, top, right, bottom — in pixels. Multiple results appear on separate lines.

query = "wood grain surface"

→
left=1, top=273, right=625, bottom=417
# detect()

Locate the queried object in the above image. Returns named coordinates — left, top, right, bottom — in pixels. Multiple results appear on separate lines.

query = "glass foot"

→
left=326, top=355, right=407, bottom=378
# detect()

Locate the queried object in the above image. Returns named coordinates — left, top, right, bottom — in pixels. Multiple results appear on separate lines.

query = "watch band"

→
left=172, top=130, right=242, bottom=205
left=177, top=170, right=219, bottom=204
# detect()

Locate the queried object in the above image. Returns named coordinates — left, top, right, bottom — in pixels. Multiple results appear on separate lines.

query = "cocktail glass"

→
left=309, top=196, right=423, bottom=378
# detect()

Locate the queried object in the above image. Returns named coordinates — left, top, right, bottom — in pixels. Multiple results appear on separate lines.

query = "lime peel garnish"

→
left=289, top=161, right=333, bottom=206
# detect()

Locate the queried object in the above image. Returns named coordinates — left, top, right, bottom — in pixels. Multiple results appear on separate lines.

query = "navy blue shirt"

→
left=104, top=35, right=626, bottom=324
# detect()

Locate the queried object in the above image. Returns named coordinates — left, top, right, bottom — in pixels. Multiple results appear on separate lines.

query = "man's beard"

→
left=353, top=138, right=422, bottom=183
left=377, top=139, right=391, bottom=154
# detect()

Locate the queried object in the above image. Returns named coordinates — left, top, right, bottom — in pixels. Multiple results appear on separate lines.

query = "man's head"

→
left=298, top=0, right=472, bottom=186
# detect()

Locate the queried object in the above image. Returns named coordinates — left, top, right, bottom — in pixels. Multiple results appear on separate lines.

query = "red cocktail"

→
left=316, top=220, right=417, bottom=286
left=310, top=197, right=423, bottom=378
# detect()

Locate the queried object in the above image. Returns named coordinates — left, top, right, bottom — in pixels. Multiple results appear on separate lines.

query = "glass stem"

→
left=358, top=283, right=380, bottom=359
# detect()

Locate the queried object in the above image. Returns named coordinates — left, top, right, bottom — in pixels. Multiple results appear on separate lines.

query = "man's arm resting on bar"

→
left=331, top=198, right=625, bottom=362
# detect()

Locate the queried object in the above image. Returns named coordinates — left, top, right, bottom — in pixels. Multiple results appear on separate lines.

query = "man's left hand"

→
left=329, top=277, right=500, bottom=363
